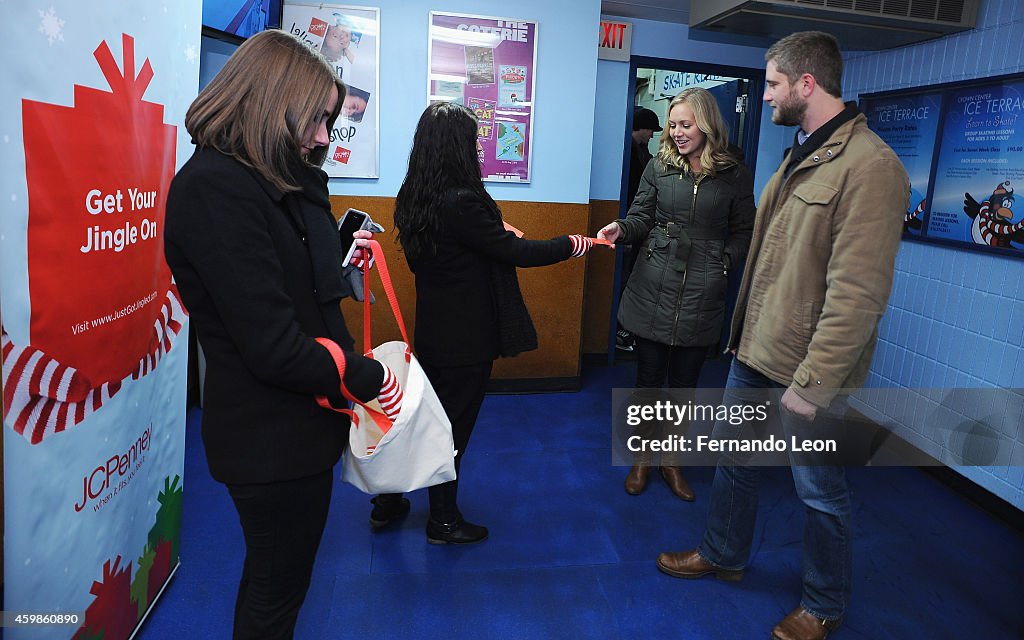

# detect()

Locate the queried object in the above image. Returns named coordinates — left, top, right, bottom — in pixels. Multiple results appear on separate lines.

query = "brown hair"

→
left=765, top=31, right=843, bottom=99
left=656, top=87, right=735, bottom=176
left=185, top=30, right=346, bottom=192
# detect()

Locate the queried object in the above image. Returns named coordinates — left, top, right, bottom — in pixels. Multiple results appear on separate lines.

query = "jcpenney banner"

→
left=283, top=2, right=380, bottom=178
left=429, top=12, right=538, bottom=183
left=1, top=2, right=197, bottom=638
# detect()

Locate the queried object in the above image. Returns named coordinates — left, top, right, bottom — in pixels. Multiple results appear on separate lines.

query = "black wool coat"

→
left=407, top=189, right=575, bottom=368
left=164, top=148, right=383, bottom=485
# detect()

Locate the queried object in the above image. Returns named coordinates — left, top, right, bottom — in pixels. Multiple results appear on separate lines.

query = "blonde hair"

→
left=655, top=87, right=735, bottom=176
left=185, top=30, right=346, bottom=192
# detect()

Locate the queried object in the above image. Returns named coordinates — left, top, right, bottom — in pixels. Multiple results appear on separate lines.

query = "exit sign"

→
left=598, top=19, right=632, bottom=62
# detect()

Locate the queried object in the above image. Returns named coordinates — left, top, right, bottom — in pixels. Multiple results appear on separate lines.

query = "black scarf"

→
left=490, top=261, right=538, bottom=358
left=286, top=161, right=352, bottom=305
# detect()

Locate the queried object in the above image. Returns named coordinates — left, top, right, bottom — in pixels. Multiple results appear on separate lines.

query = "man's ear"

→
left=799, top=73, right=817, bottom=98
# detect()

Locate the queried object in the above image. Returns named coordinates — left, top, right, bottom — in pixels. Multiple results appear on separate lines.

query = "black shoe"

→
left=615, top=329, right=635, bottom=352
left=426, top=517, right=488, bottom=545
left=369, top=496, right=410, bottom=531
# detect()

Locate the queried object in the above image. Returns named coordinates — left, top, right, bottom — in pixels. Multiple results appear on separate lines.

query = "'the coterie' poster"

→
left=929, top=81, right=1024, bottom=251
left=863, top=93, right=942, bottom=236
left=283, top=3, right=379, bottom=178
left=429, top=12, right=537, bottom=183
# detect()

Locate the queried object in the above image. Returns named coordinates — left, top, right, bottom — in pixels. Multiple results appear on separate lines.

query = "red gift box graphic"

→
left=21, top=34, right=175, bottom=388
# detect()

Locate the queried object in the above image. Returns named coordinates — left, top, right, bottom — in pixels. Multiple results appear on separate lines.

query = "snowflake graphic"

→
left=38, top=6, right=65, bottom=45
left=184, top=44, right=197, bottom=64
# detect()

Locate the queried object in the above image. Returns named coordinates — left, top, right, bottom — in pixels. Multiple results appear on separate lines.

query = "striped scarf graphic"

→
left=2, top=285, right=185, bottom=444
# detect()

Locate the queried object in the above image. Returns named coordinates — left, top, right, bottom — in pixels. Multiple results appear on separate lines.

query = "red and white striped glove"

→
left=351, top=250, right=375, bottom=270
left=377, top=362, right=403, bottom=422
left=568, top=235, right=593, bottom=258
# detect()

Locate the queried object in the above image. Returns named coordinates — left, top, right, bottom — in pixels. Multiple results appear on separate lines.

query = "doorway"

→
left=608, top=57, right=765, bottom=362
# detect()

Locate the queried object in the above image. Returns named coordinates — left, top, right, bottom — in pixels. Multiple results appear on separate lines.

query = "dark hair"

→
left=765, top=31, right=843, bottom=99
left=185, top=30, right=346, bottom=192
left=394, top=102, right=491, bottom=259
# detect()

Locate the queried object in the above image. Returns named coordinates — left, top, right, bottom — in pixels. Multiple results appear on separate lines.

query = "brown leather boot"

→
left=656, top=549, right=744, bottom=581
left=660, top=465, right=695, bottom=501
left=771, top=607, right=841, bottom=640
left=624, top=464, right=651, bottom=495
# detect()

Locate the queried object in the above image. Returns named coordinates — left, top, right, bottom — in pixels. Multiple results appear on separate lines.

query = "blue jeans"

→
left=697, top=359, right=852, bottom=621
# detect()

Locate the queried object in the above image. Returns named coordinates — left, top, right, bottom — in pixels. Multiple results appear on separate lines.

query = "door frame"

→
left=606, top=56, right=766, bottom=363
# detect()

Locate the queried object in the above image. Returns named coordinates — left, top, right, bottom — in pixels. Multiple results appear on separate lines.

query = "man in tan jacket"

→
left=654, top=32, right=909, bottom=640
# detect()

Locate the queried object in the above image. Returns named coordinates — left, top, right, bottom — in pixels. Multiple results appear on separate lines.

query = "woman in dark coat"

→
left=371, top=102, right=593, bottom=544
left=164, top=31, right=399, bottom=639
left=599, top=87, right=755, bottom=501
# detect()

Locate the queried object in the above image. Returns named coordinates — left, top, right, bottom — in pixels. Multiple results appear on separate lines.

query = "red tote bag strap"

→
left=314, top=337, right=392, bottom=434
left=361, top=239, right=412, bottom=362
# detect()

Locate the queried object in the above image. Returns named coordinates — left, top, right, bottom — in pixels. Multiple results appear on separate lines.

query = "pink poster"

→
left=429, top=12, right=537, bottom=183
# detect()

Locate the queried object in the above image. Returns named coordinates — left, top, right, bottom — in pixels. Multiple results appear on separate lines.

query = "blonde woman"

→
left=599, top=88, right=755, bottom=501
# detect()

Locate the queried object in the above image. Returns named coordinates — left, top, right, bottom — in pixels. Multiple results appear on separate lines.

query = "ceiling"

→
left=600, top=0, right=691, bottom=25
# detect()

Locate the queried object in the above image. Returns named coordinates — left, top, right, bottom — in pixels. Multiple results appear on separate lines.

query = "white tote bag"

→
left=316, top=240, right=456, bottom=494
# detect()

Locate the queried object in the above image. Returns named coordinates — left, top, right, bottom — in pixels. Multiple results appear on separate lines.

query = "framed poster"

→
left=930, top=80, right=1024, bottom=250
left=862, top=73, right=1024, bottom=257
left=862, top=92, right=942, bottom=237
left=428, top=12, right=538, bottom=183
left=283, top=3, right=379, bottom=178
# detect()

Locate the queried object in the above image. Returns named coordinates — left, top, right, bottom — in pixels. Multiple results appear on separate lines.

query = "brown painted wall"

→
left=329, top=195, right=605, bottom=379
left=584, top=199, right=619, bottom=355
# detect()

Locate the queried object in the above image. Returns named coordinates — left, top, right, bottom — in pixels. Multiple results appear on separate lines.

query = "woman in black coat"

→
left=372, top=102, right=594, bottom=544
left=599, top=88, right=755, bottom=502
left=164, top=31, right=399, bottom=639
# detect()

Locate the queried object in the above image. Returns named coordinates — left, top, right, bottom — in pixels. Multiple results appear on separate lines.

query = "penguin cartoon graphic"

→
left=905, top=187, right=925, bottom=233
left=963, top=180, right=1024, bottom=248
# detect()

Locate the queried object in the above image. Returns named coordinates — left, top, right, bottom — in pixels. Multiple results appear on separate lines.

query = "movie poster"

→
left=930, top=80, right=1024, bottom=252
left=863, top=92, right=943, bottom=237
left=1, top=2, right=195, bottom=638
left=283, top=3, right=379, bottom=178
left=429, top=12, right=537, bottom=183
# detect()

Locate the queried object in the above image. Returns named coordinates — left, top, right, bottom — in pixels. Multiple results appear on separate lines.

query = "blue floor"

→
left=140, top=360, right=1024, bottom=639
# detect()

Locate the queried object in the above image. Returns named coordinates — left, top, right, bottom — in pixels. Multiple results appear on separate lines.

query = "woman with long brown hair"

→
left=165, top=30, right=399, bottom=638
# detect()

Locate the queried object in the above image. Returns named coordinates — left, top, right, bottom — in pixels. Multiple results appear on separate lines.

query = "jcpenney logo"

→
left=74, top=424, right=152, bottom=512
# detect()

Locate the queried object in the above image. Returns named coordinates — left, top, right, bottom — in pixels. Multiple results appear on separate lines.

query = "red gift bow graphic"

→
left=5, top=34, right=186, bottom=444
left=22, top=33, right=175, bottom=388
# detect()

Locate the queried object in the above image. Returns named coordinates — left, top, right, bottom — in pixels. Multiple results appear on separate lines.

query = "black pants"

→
left=634, top=336, right=706, bottom=389
left=378, top=359, right=493, bottom=523
left=226, top=469, right=333, bottom=640
left=632, top=337, right=707, bottom=463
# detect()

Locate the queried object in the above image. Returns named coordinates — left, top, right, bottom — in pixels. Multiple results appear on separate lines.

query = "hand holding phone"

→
left=337, top=208, right=373, bottom=265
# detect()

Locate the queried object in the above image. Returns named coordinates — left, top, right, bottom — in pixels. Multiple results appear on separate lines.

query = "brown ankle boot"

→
left=624, top=464, right=651, bottom=495
left=661, top=466, right=695, bottom=501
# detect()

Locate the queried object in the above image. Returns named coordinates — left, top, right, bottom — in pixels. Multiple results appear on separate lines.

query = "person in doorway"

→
left=655, top=31, right=908, bottom=640
left=371, top=102, right=594, bottom=544
left=164, top=30, right=400, bottom=639
left=598, top=88, right=755, bottom=501
left=615, top=107, right=662, bottom=352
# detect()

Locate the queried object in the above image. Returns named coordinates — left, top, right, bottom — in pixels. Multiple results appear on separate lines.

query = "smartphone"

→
left=337, top=208, right=371, bottom=265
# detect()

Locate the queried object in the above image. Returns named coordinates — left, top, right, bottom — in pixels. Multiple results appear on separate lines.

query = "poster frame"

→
left=427, top=10, right=539, bottom=183
left=861, top=69, right=1024, bottom=260
left=284, top=2, right=380, bottom=179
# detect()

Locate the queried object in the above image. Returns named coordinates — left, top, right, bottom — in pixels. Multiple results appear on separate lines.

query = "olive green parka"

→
left=616, top=157, right=756, bottom=347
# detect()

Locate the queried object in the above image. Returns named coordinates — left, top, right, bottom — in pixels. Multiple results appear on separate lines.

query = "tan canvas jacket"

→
left=729, top=113, right=909, bottom=408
